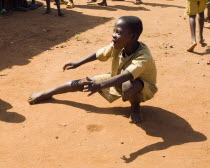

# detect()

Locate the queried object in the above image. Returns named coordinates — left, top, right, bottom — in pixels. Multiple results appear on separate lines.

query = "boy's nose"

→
left=112, top=32, right=116, bottom=38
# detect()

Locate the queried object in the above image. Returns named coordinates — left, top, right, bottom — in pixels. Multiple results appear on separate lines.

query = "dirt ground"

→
left=0, top=0, right=210, bottom=167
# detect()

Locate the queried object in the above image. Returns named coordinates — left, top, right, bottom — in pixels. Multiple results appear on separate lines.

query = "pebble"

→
left=202, top=74, right=205, bottom=77
left=121, top=141, right=124, bottom=144
left=58, top=123, right=68, bottom=127
left=55, top=136, right=59, bottom=139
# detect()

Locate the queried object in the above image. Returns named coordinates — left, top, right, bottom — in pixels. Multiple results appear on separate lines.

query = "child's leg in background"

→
left=205, top=2, right=210, bottom=28
left=198, top=11, right=204, bottom=43
left=187, top=14, right=197, bottom=52
left=97, top=0, right=107, bottom=6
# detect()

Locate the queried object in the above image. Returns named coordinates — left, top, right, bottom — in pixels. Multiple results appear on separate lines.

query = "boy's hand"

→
left=82, top=77, right=102, bottom=96
left=63, top=62, right=80, bottom=71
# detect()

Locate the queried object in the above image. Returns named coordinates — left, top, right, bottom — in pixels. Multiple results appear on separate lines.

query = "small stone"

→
left=58, top=123, right=67, bottom=127
left=162, top=155, right=165, bottom=157
left=202, top=74, right=205, bottom=77
left=170, top=45, right=174, bottom=48
left=197, top=62, right=200, bottom=64
left=121, top=141, right=124, bottom=144
left=55, top=136, right=59, bottom=139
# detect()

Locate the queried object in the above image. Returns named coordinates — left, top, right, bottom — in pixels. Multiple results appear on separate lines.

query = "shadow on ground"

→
left=0, top=99, right=25, bottom=123
left=192, top=46, right=210, bottom=56
left=0, top=6, right=112, bottom=71
left=75, top=4, right=149, bottom=11
left=40, top=98, right=207, bottom=162
left=138, top=2, right=185, bottom=9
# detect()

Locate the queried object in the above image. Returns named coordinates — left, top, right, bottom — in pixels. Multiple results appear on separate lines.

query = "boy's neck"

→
left=124, top=41, right=139, bottom=56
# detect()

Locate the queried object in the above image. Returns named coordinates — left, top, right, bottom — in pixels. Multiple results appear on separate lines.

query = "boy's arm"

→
left=63, top=52, right=97, bottom=71
left=83, top=71, right=133, bottom=96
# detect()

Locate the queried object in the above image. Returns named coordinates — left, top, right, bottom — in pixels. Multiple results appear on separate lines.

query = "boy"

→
left=28, top=16, right=158, bottom=123
left=186, top=0, right=207, bottom=52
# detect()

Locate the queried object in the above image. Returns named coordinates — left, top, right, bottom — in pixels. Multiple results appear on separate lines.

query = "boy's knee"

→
left=122, top=81, right=134, bottom=98
left=121, top=80, right=143, bottom=100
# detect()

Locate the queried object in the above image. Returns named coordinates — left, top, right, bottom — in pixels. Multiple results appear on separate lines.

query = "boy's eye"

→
left=116, top=30, right=121, bottom=35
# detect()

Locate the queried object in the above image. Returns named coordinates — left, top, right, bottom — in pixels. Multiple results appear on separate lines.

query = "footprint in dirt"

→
left=86, top=124, right=103, bottom=133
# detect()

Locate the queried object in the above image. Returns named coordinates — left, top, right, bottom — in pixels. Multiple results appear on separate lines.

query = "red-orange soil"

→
left=0, top=0, right=210, bottom=167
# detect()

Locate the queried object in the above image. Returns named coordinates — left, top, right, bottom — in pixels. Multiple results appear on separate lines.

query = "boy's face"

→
left=112, top=19, right=134, bottom=49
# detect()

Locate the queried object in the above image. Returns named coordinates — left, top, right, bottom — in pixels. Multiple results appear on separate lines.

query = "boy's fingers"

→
left=83, top=85, right=90, bottom=90
left=81, top=81, right=92, bottom=85
left=83, top=89, right=89, bottom=92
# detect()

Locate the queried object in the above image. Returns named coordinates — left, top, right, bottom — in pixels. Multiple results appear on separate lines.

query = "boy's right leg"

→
left=28, top=79, right=87, bottom=104
left=187, top=15, right=197, bottom=52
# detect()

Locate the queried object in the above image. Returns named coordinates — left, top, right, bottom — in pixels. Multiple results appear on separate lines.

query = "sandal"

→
left=66, top=2, right=74, bottom=8
left=86, top=0, right=97, bottom=3
left=204, top=23, right=210, bottom=29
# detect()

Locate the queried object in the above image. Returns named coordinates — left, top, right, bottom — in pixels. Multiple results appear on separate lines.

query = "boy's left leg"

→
left=121, top=80, right=144, bottom=123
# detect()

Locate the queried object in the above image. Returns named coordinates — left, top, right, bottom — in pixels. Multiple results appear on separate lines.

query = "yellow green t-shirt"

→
left=95, top=42, right=158, bottom=103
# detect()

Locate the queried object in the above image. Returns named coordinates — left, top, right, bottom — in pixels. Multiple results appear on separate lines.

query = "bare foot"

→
left=58, top=12, right=64, bottom=16
left=129, top=106, right=143, bottom=123
left=134, top=0, right=143, bottom=5
left=28, top=92, right=52, bottom=105
left=187, top=42, right=197, bottom=52
left=43, top=9, right=51, bottom=14
left=199, top=39, right=204, bottom=44
left=97, top=2, right=107, bottom=6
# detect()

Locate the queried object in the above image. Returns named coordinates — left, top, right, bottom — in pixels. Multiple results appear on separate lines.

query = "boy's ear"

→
left=130, top=33, right=138, bottom=40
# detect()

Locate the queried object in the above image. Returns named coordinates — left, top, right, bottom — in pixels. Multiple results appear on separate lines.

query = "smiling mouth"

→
left=112, top=39, right=117, bottom=44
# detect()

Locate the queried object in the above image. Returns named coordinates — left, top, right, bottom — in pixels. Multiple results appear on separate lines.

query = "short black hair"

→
left=118, top=16, right=143, bottom=38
